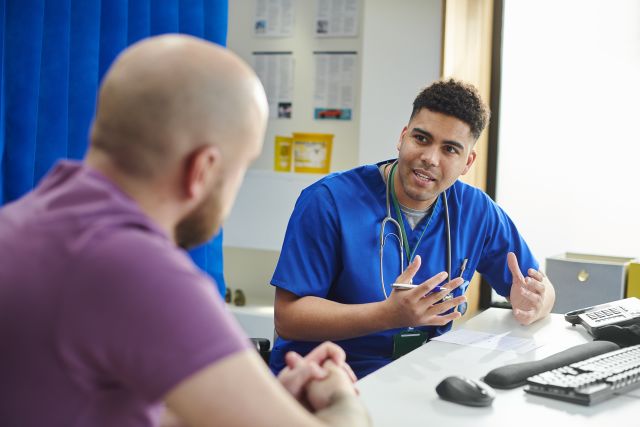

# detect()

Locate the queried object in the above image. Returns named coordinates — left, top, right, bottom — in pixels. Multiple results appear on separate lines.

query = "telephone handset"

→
left=564, top=297, right=640, bottom=338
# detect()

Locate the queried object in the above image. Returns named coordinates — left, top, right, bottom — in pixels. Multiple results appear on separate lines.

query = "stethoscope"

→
left=379, top=160, right=452, bottom=300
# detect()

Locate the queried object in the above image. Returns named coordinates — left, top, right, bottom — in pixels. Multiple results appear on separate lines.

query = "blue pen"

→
left=429, top=285, right=445, bottom=294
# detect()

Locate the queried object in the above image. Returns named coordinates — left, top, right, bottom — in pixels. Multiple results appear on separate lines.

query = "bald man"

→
left=0, top=35, right=369, bottom=427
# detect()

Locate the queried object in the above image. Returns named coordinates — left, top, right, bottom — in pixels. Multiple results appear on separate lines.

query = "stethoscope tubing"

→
left=379, top=160, right=451, bottom=299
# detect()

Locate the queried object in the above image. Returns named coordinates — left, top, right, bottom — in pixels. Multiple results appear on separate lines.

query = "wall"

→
left=224, top=0, right=443, bottom=306
left=227, top=0, right=363, bottom=172
left=358, top=0, right=442, bottom=164
left=497, top=0, right=640, bottom=270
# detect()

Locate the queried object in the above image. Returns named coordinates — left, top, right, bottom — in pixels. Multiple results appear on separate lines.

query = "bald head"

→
left=88, top=34, right=267, bottom=179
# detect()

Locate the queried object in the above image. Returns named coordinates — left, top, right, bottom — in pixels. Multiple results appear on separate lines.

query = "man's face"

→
left=394, top=108, right=477, bottom=210
left=175, top=174, right=223, bottom=249
left=175, top=127, right=264, bottom=250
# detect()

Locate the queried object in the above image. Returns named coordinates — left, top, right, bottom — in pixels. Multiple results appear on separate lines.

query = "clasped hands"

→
left=277, top=342, right=358, bottom=412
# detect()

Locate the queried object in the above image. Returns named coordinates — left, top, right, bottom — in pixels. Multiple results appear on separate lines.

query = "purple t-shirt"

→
left=0, top=161, right=250, bottom=426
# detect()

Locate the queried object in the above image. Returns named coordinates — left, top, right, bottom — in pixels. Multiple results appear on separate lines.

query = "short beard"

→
left=175, top=182, right=222, bottom=250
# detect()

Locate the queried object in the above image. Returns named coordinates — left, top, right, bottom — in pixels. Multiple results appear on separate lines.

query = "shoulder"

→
left=296, top=164, right=383, bottom=209
left=303, top=164, right=379, bottom=193
left=448, top=180, right=496, bottom=211
left=72, top=227, right=213, bottom=306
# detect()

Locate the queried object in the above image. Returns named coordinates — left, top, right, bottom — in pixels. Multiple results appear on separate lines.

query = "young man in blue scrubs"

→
left=270, top=79, right=556, bottom=379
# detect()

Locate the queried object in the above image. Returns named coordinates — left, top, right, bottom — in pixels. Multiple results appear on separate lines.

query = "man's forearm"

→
left=315, top=391, right=372, bottom=427
left=275, top=291, right=392, bottom=341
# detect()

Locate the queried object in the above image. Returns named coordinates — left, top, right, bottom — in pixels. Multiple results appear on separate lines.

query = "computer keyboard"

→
left=525, top=344, right=640, bottom=405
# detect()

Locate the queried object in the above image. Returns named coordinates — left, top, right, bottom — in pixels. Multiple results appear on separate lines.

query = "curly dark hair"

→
left=410, top=79, right=490, bottom=140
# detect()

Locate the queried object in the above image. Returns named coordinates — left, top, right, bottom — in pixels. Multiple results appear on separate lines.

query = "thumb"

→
left=397, top=255, right=422, bottom=284
left=507, top=252, right=525, bottom=284
left=285, top=351, right=304, bottom=369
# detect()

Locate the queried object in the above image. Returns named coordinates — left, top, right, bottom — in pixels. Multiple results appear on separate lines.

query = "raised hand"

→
left=507, top=252, right=547, bottom=325
left=384, top=255, right=467, bottom=329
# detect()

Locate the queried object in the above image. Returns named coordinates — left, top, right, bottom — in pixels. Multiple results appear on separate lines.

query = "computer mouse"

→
left=435, top=375, right=496, bottom=407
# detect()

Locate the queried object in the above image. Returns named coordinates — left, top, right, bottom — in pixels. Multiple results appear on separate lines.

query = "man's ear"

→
left=184, top=145, right=221, bottom=200
left=397, top=126, right=408, bottom=151
left=461, top=149, right=477, bottom=175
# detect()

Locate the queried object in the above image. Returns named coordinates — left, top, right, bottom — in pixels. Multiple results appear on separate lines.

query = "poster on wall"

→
left=254, top=0, right=294, bottom=37
left=313, top=51, right=356, bottom=121
left=315, top=0, right=359, bottom=37
left=253, top=52, right=294, bottom=119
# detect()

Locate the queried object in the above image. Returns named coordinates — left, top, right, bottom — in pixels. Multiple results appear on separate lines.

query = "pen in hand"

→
left=392, top=283, right=446, bottom=295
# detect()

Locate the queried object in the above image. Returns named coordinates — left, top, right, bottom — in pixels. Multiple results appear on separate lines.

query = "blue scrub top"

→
left=270, top=161, right=538, bottom=378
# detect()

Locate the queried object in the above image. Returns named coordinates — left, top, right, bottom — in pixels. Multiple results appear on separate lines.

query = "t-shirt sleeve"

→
left=475, top=197, right=539, bottom=297
left=271, top=183, right=341, bottom=298
left=57, top=230, right=251, bottom=402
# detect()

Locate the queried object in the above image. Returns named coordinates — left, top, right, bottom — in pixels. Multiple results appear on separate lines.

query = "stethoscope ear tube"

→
left=443, top=190, right=451, bottom=279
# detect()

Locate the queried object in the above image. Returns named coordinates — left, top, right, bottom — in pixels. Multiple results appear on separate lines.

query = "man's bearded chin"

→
left=175, top=190, right=221, bottom=250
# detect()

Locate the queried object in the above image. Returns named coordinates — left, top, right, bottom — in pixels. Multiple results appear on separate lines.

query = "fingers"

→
left=507, top=252, right=525, bottom=284
left=427, top=310, right=462, bottom=326
left=305, top=341, right=346, bottom=366
left=321, top=360, right=359, bottom=388
left=305, top=342, right=357, bottom=383
left=519, top=287, right=543, bottom=306
left=411, top=277, right=464, bottom=308
left=430, top=295, right=467, bottom=316
left=528, top=268, right=545, bottom=282
left=340, top=362, right=358, bottom=384
left=411, top=271, right=449, bottom=300
left=395, top=255, right=422, bottom=285
left=279, top=356, right=326, bottom=399
left=285, top=351, right=327, bottom=379
left=285, top=351, right=304, bottom=369
left=524, top=275, right=545, bottom=294
left=513, top=307, right=536, bottom=325
left=285, top=350, right=327, bottom=380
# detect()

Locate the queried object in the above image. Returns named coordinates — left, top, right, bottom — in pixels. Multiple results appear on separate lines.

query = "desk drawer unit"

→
left=546, top=253, right=635, bottom=314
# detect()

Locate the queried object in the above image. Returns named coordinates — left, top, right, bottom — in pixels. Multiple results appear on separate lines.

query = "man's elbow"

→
left=273, top=287, right=303, bottom=340
left=274, top=311, right=294, bottom=340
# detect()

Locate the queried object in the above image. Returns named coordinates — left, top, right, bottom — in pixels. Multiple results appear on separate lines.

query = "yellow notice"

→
left=292, top=132, right=333, bottom=174
left=274, top=135, right=292, bottom=172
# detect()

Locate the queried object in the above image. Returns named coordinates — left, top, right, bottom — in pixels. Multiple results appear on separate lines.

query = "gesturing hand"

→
left=385, top=255, right=467, bottom=329
left=507, top=252, right=547, bottom=325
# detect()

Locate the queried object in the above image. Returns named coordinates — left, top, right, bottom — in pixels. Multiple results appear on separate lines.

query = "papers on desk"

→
left=431, top=329, right=541, bottom=354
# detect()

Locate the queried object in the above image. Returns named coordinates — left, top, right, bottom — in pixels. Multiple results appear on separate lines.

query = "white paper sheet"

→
left=253, top=52, right=294, bottom=119
left=315, top=0, right=359, bottom=37
left=254, top=0, right=294, bottom=37
left=313, top=51, right=356, bottom=120
left=431, top=329, right=542, bottom=354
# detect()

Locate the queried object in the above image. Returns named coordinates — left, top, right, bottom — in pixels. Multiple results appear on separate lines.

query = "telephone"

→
left=564, top=297, right=640, bottom=338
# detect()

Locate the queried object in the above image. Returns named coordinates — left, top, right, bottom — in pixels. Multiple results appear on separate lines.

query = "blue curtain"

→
left=0, top=0, right=229, bottom=296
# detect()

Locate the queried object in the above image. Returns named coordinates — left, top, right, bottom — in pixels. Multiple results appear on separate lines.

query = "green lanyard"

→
left=388, top=163, right=438, bottom=267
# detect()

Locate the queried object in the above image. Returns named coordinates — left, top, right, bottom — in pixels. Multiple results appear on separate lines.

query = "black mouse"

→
left=435, top=375, right=495, bottom=407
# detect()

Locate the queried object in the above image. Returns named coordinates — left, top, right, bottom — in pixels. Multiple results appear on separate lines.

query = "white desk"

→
left=358, top=308, right=640, bottom=426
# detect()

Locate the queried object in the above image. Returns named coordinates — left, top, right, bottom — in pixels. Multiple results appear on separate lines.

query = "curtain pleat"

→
left=4, top=1, right=45, bottom=200
left=1, top=0, right=230, bottom=295
left=67, top=1, right=100, bottom=161
left=35, top=0, right=71, bottom=180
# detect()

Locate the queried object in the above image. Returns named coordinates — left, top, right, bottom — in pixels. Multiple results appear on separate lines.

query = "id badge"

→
left=392, top=329, right=427, bottom=360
